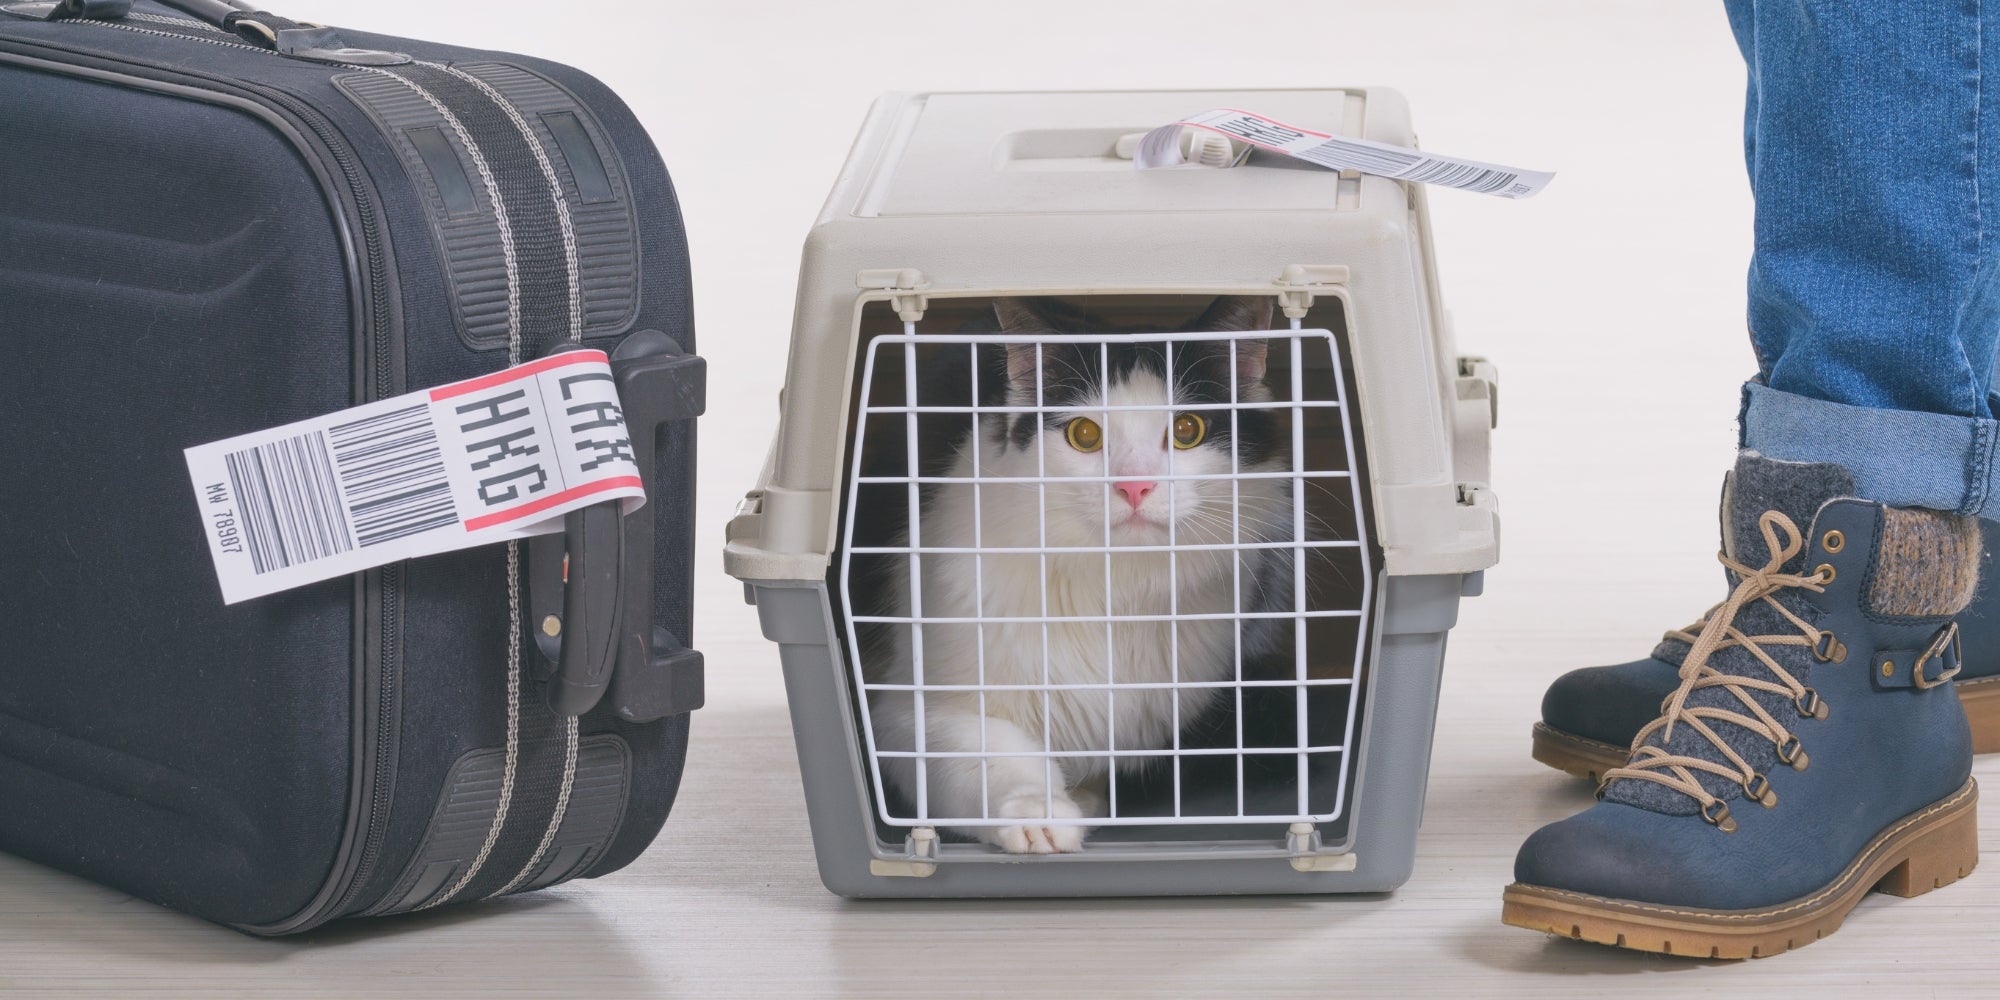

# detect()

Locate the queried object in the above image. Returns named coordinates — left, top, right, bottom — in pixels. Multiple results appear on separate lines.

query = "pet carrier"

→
left=724, top=89, right=1497, bottom=896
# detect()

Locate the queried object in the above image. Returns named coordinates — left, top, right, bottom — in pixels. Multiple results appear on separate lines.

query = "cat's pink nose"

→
left=1114, top=480, right=1156, bottom=509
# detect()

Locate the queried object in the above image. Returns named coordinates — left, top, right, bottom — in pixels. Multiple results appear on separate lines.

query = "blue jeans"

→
left=1726, top=0, right=2000, bottom=516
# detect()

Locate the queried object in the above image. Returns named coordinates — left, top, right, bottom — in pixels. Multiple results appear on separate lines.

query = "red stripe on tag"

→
left=464, top=475, right=642, bottom=531
left=430, top=350, right=611, bottom=402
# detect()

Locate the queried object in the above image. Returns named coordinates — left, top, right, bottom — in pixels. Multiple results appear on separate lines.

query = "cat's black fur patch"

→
left=956, top=296, right=1283, bottom=468
left=983, top=340, right=1279, bottom=472
left=903, top=295, right=1284, bottom=475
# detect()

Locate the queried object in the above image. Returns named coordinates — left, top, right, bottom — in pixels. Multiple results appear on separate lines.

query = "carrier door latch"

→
left=1456, top=355, right=1499, bottom=429
left=1286, top=823, right=1360, bottom=873
left=856, top=268, right=930, bottom=322
left=529, top=331, right=707, bottom=721
left=870, top=827, right=939, bottom=878
left=1453, top=356, right=1499, bottom=489
left=1274, top=265, right=1350, bottom=319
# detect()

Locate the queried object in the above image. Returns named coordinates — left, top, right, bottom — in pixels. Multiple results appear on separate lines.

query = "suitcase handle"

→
left=529, top=333, right=707, bottom=721
left=98, top=0, right=319, bottom=47
left=48, top=0, right=408, bottom=62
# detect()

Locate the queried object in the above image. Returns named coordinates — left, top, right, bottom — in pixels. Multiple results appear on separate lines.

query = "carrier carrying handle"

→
left=529, top=333, right=706, bottom=722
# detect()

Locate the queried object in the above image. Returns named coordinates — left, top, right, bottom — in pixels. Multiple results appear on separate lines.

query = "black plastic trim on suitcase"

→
left=540, top=110, right=614, bottom=204
left=333, top=62, right=640, bottom=353
left=406, top=124, right=479, bottom=218
left=369, top=734, right=631, bottom=915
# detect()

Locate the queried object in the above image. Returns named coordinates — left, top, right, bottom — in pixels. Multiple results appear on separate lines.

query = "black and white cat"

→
left=869, top=296, right=1291, bottom=853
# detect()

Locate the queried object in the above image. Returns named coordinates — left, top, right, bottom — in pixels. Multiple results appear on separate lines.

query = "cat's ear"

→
left=994, top=297, right=1056, bottom=335
left=1191, top=295, right=1276, bottom=333
left=994, top=298, right=1056, bottom=388
left=1230, top=339, right=1268, bottom=385
left=1003, top=342, right=1044, bottom=387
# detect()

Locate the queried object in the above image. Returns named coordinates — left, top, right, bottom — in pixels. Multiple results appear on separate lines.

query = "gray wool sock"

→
left=1871, top=508, right=1980, bottom=617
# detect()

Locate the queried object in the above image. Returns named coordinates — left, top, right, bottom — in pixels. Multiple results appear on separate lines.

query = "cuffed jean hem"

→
left=1739, top=382, right=2000, bottom=518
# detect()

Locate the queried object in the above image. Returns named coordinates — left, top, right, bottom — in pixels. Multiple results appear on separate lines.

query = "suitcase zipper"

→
left=0, top=16, right=411, bottom=932
left=250, top=87, right=404, bottom=927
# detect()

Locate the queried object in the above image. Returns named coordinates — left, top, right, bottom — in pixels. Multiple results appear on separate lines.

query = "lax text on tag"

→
left=186, top=351, right=646, bottom=604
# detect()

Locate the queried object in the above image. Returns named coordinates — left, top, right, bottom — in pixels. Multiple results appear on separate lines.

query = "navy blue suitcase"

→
left=0, top=0, right=703, bottom=932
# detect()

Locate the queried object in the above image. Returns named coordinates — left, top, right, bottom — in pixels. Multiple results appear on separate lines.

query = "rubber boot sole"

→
left=1500, top=778, right=1979, bottom=959
left=1533, top=675, right=2000, bottom=782
left=1528, top=723, right=1628, bottom=783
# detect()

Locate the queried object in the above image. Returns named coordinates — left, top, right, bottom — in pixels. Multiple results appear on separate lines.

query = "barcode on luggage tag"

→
left=218, top=405, right=456, bottom=575
left=222, top=430, right=354, bottom=574
left=330, top=403, right=456, bottom=547
left=1133, top=108, right=1554, bottom=199
left=186, top=352, right=646, bottom=605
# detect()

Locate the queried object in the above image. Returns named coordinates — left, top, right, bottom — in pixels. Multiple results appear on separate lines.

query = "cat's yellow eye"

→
left=1065, top=416, right=1103, bottom=453
left=1171, top=412, right=1207, bottom=450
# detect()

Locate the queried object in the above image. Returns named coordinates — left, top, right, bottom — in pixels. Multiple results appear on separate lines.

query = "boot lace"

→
left=1601, top=510, right=1835, bottom=832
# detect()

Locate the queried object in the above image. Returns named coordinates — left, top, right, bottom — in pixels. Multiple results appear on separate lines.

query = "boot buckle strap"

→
left=1875, top=622, right=1962, bottom=691
left=1912, top=622, right=1962, bottom=691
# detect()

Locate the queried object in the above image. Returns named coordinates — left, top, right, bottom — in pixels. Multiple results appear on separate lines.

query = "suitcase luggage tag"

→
left=528, top=333, right=706, bottom=722
left=185, top=335, right=705, bottom=722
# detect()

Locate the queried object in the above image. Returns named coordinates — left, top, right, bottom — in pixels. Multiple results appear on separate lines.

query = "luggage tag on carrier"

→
left=1134, top=108, right=1555, bottom=199
left=185, top=350, right=646, bottom=605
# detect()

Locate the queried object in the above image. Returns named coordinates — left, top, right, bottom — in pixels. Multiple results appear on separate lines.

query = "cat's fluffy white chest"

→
left=925, top=547, right=1239, bottom=780
left=882, top=458, right=1256, bottom=781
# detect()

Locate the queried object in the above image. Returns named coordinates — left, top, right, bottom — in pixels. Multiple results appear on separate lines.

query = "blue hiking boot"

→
left=1503, top=455, right=1980, bottom=958
left=1532, top=491, right=2000, bottom=783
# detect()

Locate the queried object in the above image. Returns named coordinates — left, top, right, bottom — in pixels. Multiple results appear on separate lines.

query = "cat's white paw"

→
left=989, top=793, right=1087, bottom=854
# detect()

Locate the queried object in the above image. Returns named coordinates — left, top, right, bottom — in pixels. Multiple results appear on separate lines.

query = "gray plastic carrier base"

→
left=746, top=574, right=1470, bottom=898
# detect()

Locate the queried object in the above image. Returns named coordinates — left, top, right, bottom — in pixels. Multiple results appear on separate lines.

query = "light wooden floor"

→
left=12, top=1, right=2000, bottom=996
left=8, top=609, right=2000, bottom=998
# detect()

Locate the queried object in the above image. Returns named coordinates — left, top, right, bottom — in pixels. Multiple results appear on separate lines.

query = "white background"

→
left=13, top=1, right=1991, bottom=996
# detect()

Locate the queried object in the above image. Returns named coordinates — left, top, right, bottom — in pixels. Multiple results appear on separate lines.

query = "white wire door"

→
left=839, top=317, right=1374, bottom=832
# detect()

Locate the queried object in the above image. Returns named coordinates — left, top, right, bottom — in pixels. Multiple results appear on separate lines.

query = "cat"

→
left=866, top=295, right=1292, bottom=853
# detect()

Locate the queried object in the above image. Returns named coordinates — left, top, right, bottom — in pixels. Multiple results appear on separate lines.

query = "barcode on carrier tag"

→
left=186, top=351, right=647, bottom=604
left=1133, top=108, right=1553, bottom=199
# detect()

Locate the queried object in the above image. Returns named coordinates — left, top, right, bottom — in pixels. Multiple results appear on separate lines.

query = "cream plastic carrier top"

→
left=725, top=88, right=1499, bottom=584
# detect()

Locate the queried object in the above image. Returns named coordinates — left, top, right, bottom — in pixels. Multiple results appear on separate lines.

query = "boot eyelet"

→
left=1743, top=773, right=1777, bottom=807
left=1812, top=632, right=1846, bottom=663
left=1795, top=688, right=1829, bottom=720
left=1822, top=530, right=1845, bottom=553
left=1701, top=800, right=1738, bottom=833
left=1776, top=735, right=1807, bottom=770
left=1814, top=563, right=1837, bottom=584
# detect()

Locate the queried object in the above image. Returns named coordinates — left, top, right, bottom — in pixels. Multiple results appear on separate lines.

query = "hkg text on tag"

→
left=186, top=351, right=646, bottom=604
